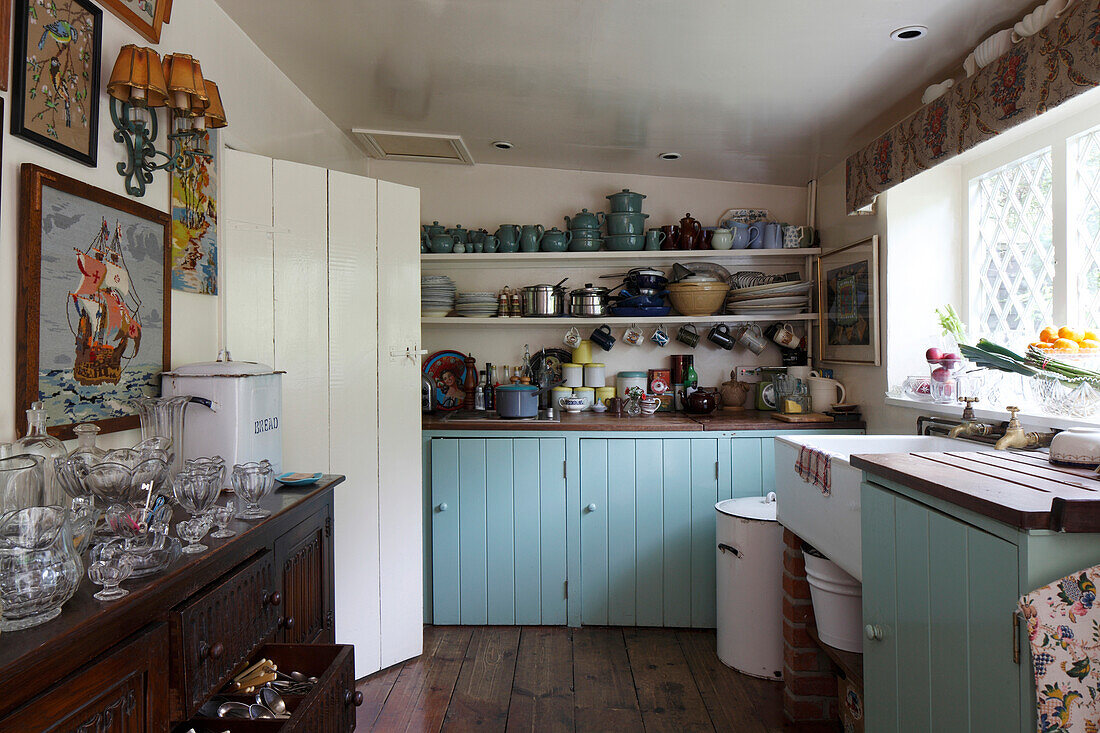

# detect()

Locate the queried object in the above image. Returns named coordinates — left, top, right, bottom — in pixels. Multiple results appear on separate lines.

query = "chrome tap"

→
left=947, top=397, right=996, bottom=439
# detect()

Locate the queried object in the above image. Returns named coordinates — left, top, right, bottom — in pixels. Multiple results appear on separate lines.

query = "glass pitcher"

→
left=133, top=396, right=192, bottom=477
left=13, top=402, right=65, bottom=507
left=0, top=505, right=83, bottom=631
left=0, top=455, right=46, bottom=514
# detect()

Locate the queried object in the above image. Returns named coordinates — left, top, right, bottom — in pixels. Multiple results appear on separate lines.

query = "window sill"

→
left=884, top=395, right=1100, bottom=431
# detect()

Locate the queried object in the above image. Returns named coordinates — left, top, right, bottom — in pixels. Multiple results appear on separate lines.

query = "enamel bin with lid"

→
left=161, top=360, right=284, bottom=472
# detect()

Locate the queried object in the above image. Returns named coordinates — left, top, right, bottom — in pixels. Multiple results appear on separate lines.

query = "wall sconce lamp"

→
left=107, top=45, right=227, bottom=197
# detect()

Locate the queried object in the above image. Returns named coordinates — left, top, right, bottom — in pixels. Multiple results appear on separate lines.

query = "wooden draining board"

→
left=850, top=451, right=1100, bottom=532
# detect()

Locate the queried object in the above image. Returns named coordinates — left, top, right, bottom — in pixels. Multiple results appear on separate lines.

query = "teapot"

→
left=422, top=221, right=446, bottom=237
left=719, top=372, right=751, bottom=411
left=677, top=214, right=703, bottom=250
left=445, top=225, right=469, bottom=244
left=564, top=208, right=605, bottom=231
left=540, top=227, right=572, bottom=252
left=683, top=389, right=720, bottom=415
left=428, top=233, right=457, bottom=253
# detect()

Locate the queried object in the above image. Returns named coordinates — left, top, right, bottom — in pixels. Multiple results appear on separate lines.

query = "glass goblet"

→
left=231, top=462, right=276, bottom=520
left=172, top=469, right=221, bottom=518
left=87, top=553, right=134, bottom=601
left=210, top=501, right=236, bottom=539
left=176, top=517, right=210, bottom=554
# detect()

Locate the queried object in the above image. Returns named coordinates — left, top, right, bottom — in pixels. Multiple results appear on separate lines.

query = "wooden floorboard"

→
left=441, top=626, right=522, bottom=732
left=357, top=625, right=807, bottom=732
left=505, top=626, right=575, bottom=733
left=371, top=625, right=473, bottom=733
left=623, top=627, right=715, bottom=733
left=573, top=626, right=645, bottom=733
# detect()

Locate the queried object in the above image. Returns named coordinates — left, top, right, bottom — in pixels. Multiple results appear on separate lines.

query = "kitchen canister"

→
left=551, top=386, right=574, bottom=406
left=562, top=363, right=584, bottom=388
left=574, top=387, right=596, bottom=411
left=595, top=386, right=617, bottom=407
left=572, top=340, right=594, bottom=365
left=617, top=371, right=649, bottom=399
left=584, top=363, right=606, bottom=388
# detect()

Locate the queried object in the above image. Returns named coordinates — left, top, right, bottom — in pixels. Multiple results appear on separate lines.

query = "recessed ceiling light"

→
left=492, top=140, right=513, bottom=150
left=658, top=152, right=681, bottom=160
left=890, top=25, right=928, bottom=41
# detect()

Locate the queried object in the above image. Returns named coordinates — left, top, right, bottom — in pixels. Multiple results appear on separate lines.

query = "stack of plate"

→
left=725, top=279, right=812, bottom=316
left=422, top=275, right=456, bottom=317
left=455, top=292, right=498, bottom=318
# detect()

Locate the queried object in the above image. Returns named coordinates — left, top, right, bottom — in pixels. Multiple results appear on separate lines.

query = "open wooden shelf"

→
left=421, top=248, right=820, bottom=270
left=423, top=313, right=819, bottom=327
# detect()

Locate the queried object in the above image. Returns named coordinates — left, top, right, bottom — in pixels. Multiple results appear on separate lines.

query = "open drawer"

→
left=180, top=643, right=361, bottom=732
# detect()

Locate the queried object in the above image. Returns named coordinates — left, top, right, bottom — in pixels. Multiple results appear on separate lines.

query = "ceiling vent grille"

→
left=351, top=129, right=474, bottom=165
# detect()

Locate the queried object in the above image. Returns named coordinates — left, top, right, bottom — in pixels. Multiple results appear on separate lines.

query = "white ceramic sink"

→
left=774, top=435, right=974, bottom=581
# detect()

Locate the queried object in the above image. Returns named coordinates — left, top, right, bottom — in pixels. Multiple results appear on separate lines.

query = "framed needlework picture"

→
left=817, top=235, right=881, bottom=366
left=17, top=164, right=171, bottom=439
left=98, top=0, right=170, bottom=43
left=11, top=0, right=101, bottom=165
left=170, top=129, right=218, bottom=294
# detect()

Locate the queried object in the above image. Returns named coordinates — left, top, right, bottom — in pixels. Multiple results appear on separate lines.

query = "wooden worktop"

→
left=852, top=451, right=1100, bottom=532
left=423, top=410, right=865, bottom=432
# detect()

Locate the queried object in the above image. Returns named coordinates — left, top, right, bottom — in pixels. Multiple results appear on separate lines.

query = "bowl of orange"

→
left=1031, top=326, right=1100, bottom=356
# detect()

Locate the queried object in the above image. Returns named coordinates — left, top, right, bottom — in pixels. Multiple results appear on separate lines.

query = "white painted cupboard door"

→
left=222, top=149, right=275, bottom=365
left=328, top=171, right=382, bottom=678
left=273, top=160, right=330, bottom=473
left=376, top=180, right=423, bottom=667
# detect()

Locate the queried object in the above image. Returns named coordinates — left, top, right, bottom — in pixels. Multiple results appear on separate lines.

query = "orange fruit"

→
left=1059, top=326, right=1082, bottom=342
left=1053, top=338, right=1080, bottom=352
left=1085, top=330, right=1099, bottom=341
left=1040, top=327, right=1059, bottom=343
left=1030, top=341, right=1054, bottom=351
left=1082, top=339, right=1100, bottom=350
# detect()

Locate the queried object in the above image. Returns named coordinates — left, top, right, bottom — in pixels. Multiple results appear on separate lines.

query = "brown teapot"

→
left=719, top=372, right=751, bottom=411
left=683, top=389, right=720, bottom=414
left=677, top=213, right=703, bottom=250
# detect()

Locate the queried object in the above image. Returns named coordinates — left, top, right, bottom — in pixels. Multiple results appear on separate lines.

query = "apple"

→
left=925, top=347, right=944, bottom=361
left=931, top=366, right=952, bottom=383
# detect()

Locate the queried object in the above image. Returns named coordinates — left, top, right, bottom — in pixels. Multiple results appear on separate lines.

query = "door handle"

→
left=585, top=503, right=597, bottom=513
left=437, top=502, right=448, bottom=512
left=718, top=543, right=742, bottom=557
left=864, top=624, right=884, bottom=641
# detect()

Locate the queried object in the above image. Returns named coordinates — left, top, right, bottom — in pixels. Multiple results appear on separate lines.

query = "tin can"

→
left=648, top=369, right=671, bottom=395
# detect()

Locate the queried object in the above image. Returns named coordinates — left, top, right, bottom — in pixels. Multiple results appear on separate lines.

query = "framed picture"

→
left=0, top=0, right=12, bottom=92
left=171, top=128, right=218, bottom=294
left=17, top=164, right=171, bottom=439
left=817, top=235, right=881, bottom=366
left=11, top=0, right=101, bottom=166
left=97, top=0, right=170, bottom=44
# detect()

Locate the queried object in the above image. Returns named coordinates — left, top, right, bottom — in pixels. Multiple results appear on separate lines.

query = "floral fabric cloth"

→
left=1019, top=565, right=1100, bottom=732
left=847, top=0, right=1100, bottom=213
left=795, top=445, right=832, bottom=496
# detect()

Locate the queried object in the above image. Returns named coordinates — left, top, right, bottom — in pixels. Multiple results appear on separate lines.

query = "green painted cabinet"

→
left=430, top=437, right=567, bottom=625
left=862, top=481, right=1022, bottom=732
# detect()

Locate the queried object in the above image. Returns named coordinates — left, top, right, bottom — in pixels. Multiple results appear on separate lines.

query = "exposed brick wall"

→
left=782, top=527, right=840, bottom=725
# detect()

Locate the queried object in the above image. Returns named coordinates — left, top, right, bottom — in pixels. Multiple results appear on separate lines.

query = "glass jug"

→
left=0, top=505, right=83, bottom=631
left=13, top=402, right=65, bottom=506
left=0, top=455, right=46, bottom=513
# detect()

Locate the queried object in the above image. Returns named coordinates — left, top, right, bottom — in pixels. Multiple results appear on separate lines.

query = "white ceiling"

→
left=215, top=0, right=1039, bottom=186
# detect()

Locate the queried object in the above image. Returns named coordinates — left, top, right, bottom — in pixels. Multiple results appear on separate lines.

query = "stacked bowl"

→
left=422, top=275, right=456, bottom=316
left=604, top=189, right=647, bottom=251
left=565, top=208, right=604, bottom=252
left=455, top=292, right=498, bottom=318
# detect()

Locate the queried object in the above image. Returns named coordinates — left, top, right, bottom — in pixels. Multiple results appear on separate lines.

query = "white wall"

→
left=371, top=159, right=810, bottom=392
left=0, top=0, right=369, bottom=445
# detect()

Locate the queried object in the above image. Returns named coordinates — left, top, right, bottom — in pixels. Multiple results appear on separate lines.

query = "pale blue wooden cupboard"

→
left=423, top=428, right=857, bottom=627
left=860, top=474, right=1100, bottom=733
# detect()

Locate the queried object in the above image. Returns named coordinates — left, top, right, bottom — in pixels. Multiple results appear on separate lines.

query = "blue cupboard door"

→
left=894, top=498, right=932, bottom=733
left=729, top=438, right=763, bottom=498
left=580, top=439, right=610, bottom=625
left=927, top=510, right=971, bottom=731
left=537, top=438, right=568, bottom=624
left=607, top=439, right=638, bottom=626
left=662, top=439, right=693, bottom=627
left=485, top=439, right=516, bottom=625
left=690, top=439, right=719, bottom=627
left=458, top=439, right=488, bottom=624
left=513, top=439, right=542, bottom=624
left=760, top=437, right=776, bottom=493
left=430, top=438, right=461, bottom=624
left=862, top=482, right=899, bottom=731
left=635, top=439, right=665, bottom=626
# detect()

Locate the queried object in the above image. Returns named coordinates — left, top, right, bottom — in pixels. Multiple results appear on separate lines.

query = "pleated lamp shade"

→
left=106, top=45, right=168, bottom=107
left=190, top=80, right=227, bottom=130
left=161, top=53, right=208, bottom=114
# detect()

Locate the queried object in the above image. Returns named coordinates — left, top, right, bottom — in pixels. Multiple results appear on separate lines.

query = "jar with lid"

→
left=617, top=371, right=649, bottom=399
left=13, top=401, right=65, bottom=506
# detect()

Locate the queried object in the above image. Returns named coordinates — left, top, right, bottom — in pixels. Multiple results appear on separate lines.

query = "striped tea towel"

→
left=795, top=445, right=832, bottom=496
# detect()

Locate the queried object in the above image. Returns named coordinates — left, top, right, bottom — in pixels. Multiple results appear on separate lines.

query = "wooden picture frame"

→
left=0, top=0, right=12, bottom=92
left=817, top=235, right=881, bottom=366
left=11, top=0, right=101, bottom=166
left=98, top=0, right=170, bottom=43
left=18, top=164, right=171, bottom=439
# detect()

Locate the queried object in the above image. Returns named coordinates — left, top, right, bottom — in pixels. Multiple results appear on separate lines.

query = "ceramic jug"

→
left=519, top=225, right=545, bottom=253
left=710, top=228, right=733, bottom=250
left=748, top=222, right=767, bottom=249
left=808, top=376, right=846, bottom=412
left=677, top=214, right=703, bottom=250
left=761, top=222, right=783, bottom=249
left=729, top=221, right=752, bottom=249
left=496, top=225, right=522, bottom=252
left=660, top=225, right=680, bottom=251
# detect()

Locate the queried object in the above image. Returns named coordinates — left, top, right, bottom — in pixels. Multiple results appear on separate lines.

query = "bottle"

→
left=684, top=361, right=699, bottom=392
left=485, top=363, right=495, bottom=411
left=13, top=401, right=66, bottom=506
left=475, top=371, right=487, bottom=411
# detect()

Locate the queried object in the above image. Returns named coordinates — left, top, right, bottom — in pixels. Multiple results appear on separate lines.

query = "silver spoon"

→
left=258, top=687, right=289, bottom=717
left=249, top=703, right=275, bottom=719
left=216, top=701, right=251, bottom=719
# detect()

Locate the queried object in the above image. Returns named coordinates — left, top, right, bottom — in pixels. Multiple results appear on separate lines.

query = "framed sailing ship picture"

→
left=11, top=0, right=101, bottom=166
left=17, top=164, right=171, bottom=439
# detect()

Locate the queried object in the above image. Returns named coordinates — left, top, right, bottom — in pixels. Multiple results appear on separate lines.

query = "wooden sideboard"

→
left=0, top=476, right=362, bottom=731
